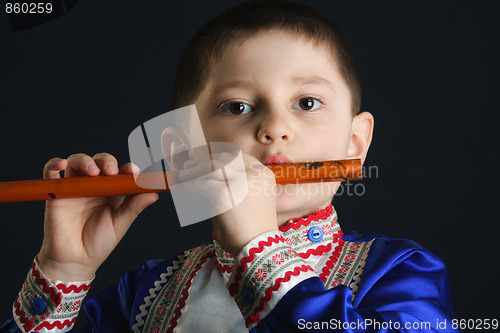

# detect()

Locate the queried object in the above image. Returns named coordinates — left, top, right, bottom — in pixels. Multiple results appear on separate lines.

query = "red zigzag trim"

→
left=55, top=283, right=92, bottom=294
left=298, top=242, right=333, bottom=259
left=14, top=263, right=88, bottom=332
left=279, top=205, right=333, bottom=232
left=35, top=317, right=76, bottom=330
left=245, top=264, right=314, bottom=327
left=319, top=235, right=345, bottom=282
left=13, top=295, right=34, bottom=332
left=167, top=250, right=215, bottom=333
left=229, top=234, right=286, bottom=296
left=30, top=262, right=62, bottom=306
left=215, top=261, right=232, bottom=273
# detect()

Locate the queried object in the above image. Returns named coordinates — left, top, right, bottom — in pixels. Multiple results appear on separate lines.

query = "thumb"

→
left=113, top=193, right=159, bottom=238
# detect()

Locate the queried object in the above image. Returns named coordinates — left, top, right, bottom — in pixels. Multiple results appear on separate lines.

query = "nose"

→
left=257, top=108, right=293, bottom=144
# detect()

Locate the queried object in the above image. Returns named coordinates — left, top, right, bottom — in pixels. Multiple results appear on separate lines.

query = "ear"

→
left=346, top=112, right=374, bottom=164
left=161, top=127, right=190, bottom=171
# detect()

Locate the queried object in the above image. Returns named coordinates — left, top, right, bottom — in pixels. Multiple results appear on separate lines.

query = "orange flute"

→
left=0, top=159, right=362, bottom=203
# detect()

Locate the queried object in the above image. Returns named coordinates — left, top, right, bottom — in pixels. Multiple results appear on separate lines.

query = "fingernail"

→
left=106, top=164, right=118, bottom=173
left=130, top=163, right=141, bottom=174
left=87, top=163, right=99, bottom=171
left=183, top=159, right=196, bottom=168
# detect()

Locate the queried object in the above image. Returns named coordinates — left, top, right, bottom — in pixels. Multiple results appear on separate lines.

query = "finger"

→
left=112, top=193, right=159, bottom=238
left=93, top=153, right=119, bottom=175
left=65, top=153, right=100, bottom=178
left=118, top=162, right=140, bottom=174
left=43, top=158, right=68, bottom=180
left=178, top=161, right=215, bottom=182
left=183, top=159, right=197, bottom=169
left=178, top=152, right=233, bottom=181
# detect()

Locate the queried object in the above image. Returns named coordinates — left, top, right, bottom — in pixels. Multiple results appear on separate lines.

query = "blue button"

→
left=30, top=297, right=46, bottom=315
left=308, top=226, right=323, bottom=242
left=242, top=287, right=254, bottom=304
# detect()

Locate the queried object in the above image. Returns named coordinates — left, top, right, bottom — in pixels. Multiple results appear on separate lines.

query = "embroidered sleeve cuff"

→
left=12, top=258, right=93, bottom=333
left=227, top=230, right=317, bottom=328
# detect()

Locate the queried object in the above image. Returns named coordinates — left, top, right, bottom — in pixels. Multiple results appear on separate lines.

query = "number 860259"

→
left=5, top=2, right=53, bottom=14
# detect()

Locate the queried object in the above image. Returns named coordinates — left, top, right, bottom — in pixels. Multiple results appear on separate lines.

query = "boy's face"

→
left=194, top=30, right=363, bottom=223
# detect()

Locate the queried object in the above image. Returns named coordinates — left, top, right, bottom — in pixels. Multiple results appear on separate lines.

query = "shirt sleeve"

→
left=4, top=257, right=93, bottom=333
left=227, top=231, right=459, bottom=332
left=1, top=253, right=186, bottom=333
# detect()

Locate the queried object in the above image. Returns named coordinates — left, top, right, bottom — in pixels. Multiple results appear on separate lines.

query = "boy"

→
left=2, top=1, right=458, bottom=332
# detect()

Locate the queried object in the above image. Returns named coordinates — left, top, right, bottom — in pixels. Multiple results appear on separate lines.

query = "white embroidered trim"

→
left=131, top=251, right=190, bottom=333
left=325, top=240, right=374, bottom=294
left=215, top=208, right=340, bottom=272
left=227, top=231, right=317, bottom=329
left=349, top=239, right=374, bottom=300
left=13, top=258, right=92, bottom=333
left=141, top=245, right=214, bottom=333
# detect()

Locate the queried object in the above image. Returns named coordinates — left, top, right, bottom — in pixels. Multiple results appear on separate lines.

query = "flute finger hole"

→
left=47, top=193, right=56, bottom=199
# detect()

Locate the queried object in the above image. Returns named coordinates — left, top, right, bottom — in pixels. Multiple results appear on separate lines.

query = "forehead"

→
left=223, top=29, right=336, bottom=57
left=205, top=30, right=345, bottom=94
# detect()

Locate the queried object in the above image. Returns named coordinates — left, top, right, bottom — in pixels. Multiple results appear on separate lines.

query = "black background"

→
left=1, top=0, right=499, bottom=330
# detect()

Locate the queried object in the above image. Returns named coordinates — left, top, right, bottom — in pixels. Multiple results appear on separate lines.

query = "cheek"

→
left=203, top=123, right=249, bottom=148
left=301, top=125, right=351, bottom=161
left=209, top=131, right=233, bottom=143
left=201, top=122, right=230, bottom=142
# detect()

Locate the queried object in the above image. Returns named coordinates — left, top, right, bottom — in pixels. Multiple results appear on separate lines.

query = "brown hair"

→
left=171, top=0, right=361, bottom=115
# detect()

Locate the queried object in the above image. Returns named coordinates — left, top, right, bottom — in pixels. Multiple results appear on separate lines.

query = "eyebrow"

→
left=212, top=80, right=253, bottom=96
left=289, top=76, right=334, bottom=89
left=211, top=76, right=334, bottom=96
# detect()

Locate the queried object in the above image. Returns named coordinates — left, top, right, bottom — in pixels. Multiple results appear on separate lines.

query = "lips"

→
left=264, top=154, right=293, bottom=165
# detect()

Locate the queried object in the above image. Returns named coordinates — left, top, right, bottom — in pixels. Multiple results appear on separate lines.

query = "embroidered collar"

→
left=214, top=204, right=343, bottom=273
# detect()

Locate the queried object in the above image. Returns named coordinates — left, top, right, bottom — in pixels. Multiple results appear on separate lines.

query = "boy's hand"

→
left=179, top=152, right=278, bottom=257
left=37, top=153, right=159, bottom=281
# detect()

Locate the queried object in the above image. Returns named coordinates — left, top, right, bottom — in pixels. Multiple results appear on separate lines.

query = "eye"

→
left=292, top=96, right=323, bottom=111
left=220, top=101, right=254, bottom=115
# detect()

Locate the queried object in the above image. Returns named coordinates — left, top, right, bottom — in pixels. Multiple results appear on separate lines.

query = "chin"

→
left=275, top=183, right=337, bottom=222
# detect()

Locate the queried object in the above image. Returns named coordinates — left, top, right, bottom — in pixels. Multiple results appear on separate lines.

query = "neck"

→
left=276, top=199, right=333, bottom=226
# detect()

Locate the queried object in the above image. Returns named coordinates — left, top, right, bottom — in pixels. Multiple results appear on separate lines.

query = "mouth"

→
left=264, top=154, right=293, bottom=165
